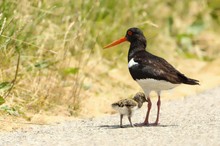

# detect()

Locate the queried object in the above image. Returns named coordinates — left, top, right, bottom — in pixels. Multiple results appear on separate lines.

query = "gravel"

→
left=0, top=87, right=220, bottom=146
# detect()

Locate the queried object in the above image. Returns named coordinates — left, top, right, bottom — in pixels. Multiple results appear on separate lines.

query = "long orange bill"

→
left=104, top=37, right=127, bottom=49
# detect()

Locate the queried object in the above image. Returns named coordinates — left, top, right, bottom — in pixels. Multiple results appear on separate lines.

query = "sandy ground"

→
left=0, top=87, right=220, bottom=146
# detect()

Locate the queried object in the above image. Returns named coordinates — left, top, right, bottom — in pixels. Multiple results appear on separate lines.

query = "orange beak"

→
left=104, top=37, right=127, bottom=49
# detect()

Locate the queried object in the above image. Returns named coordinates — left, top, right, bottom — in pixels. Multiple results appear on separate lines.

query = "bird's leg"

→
left=154, top=95, right=161, bottom=125
left=143, top=97, right=152, bottom=125
left=134, top=96, right=151, bottom=127
left=120, top=114, right=123, bottom=128
left=128, top=109, right=134, bottom=127
left=128, top=116, right=134, bottom=127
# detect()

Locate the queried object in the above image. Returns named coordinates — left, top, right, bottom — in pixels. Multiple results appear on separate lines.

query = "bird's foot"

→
left=134, top=122, right=149, bottom=127
left=149, top=122, right=160, bottom=126
left=134, top=122, right=160, bottom=127
left=130, top=124, right=135, bottom=127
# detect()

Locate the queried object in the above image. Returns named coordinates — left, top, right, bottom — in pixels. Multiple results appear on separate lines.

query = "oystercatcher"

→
left=104, top=27, right=199, bottom=126
left=112, top=92, right=147, bottom=128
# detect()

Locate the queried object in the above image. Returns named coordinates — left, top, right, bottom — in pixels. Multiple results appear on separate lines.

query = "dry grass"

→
left=0, top=0, right=220, bottom=129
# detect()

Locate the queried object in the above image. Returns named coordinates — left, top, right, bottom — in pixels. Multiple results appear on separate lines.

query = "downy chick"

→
left=112, top=92, right=147, bottom=128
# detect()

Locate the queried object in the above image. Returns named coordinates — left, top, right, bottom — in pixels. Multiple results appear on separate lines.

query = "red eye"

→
left=127, top=31, right=132, bottom=36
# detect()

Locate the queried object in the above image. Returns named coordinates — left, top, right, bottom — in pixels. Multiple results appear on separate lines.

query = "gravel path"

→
left=0, top=87, right=220, bottom=146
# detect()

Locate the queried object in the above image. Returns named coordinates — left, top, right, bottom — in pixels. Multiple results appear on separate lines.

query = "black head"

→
left=104, top=27, right=147, bottom=49
left=125, top=27, right=146, bottom=43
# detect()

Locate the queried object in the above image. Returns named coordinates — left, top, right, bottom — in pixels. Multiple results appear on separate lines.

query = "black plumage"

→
left=128, top=50, right=199, bottom=85
left=126, top=28, right=199, bottom=85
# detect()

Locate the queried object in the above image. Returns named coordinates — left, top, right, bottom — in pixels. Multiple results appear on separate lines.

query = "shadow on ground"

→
left=98, top=123, right=178, bottom=129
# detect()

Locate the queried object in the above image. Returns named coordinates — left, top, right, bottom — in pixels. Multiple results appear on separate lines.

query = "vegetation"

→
left=0, top=0, right=220, bottom=120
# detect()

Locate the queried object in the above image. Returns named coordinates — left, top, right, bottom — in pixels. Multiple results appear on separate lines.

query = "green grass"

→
left=0, top=0, right=220, bottom=119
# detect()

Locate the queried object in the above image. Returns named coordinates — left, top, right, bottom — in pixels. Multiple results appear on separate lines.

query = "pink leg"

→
left=135, top=97, right=152, bottom=126
left=154, top=95, right=161, bottom=125
left=143, top=97, right=152, bottom=125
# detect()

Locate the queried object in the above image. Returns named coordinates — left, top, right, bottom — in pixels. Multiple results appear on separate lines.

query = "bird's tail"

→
left=111, top=103, right=119, bottom=108
left=178, top=73, right=200, bottom=85
left=183, top=78, right=200, bottom=85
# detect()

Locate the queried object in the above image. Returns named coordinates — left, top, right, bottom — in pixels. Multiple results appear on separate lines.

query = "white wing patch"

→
left=128, top=58, right=138, bottom=68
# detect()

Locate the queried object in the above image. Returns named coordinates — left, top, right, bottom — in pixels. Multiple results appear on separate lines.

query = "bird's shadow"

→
left=98, top=123, right=178, bottom=129
left=99, top=124, right=130, bottom=129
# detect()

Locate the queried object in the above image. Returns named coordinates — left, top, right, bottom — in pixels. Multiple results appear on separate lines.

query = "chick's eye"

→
left=127, top=31, right=133, bottom=36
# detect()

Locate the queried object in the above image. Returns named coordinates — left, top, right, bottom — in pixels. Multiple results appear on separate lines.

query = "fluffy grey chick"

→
left=112, top=92, right=147, bottom=128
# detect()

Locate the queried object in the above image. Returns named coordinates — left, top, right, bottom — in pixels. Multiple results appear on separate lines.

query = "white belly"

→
left=113, top=106, right=138, bottom=116
left=136, top=78, right=179, bottom=95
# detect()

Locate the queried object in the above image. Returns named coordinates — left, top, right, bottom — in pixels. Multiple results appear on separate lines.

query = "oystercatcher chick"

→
left=112, top=92, right=147, bottom=128
left=105, top=27, right=199, bottom=126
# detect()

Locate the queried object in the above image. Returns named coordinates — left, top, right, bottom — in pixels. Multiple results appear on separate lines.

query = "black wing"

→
left=129, top=51, right=199, bottom=85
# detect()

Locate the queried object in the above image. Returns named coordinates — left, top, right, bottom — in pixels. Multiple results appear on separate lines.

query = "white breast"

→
left=112, top=106, right=138, bottom=116
left=137, top=78, right=179, bottom=95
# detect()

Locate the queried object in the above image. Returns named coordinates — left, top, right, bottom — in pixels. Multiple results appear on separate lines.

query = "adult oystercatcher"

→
left=104, top=27, right=199, bottom=126
left=112, top=92, right=147, bottom=128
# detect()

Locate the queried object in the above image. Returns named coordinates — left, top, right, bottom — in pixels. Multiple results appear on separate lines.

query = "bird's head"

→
left=104, top=27, right=146, bottom=49
left=125, top=27, right=145, bottom=43
left=133, top=92, right=147, bottom=108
